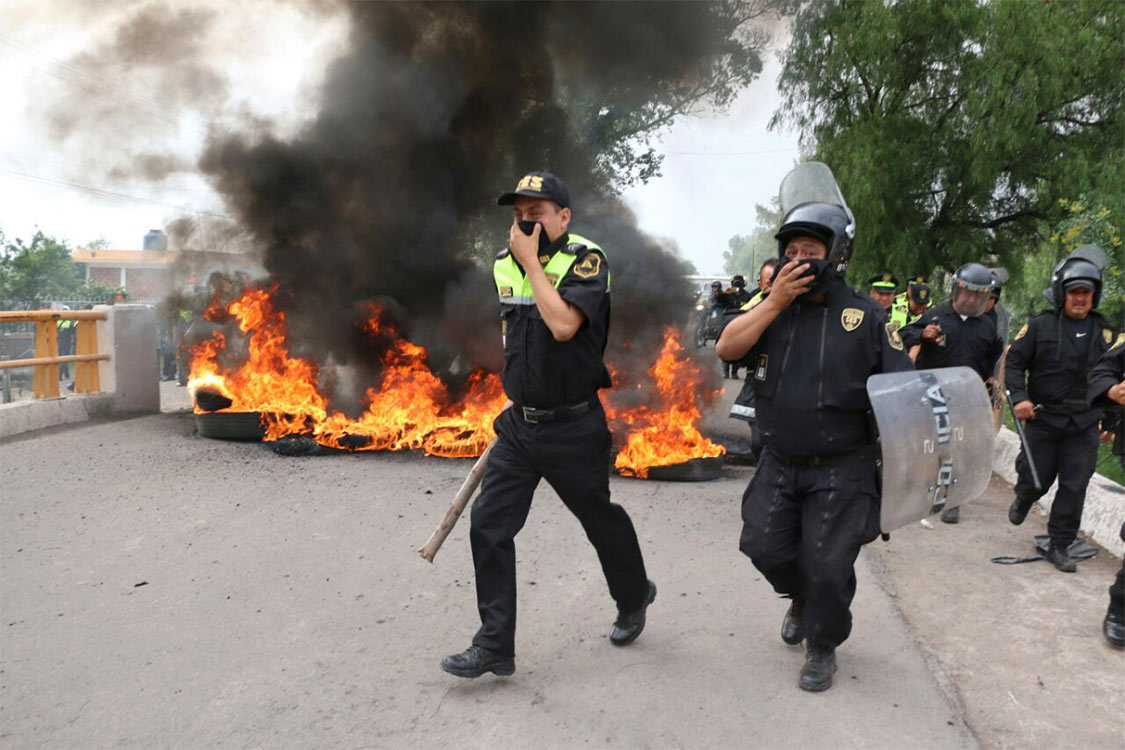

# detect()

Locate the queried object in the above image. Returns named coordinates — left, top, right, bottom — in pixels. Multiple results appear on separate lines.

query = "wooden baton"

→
left=417, top=439, right=496, bottom=562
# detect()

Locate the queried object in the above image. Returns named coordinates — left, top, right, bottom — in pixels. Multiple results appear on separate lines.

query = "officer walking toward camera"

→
left=717, top=163, right=912, bottom=692
left=1005, top=248, right=1118, bottom=572
left=889, top=276, right=930, bottom=332
left=440, top=171, right=654, bottom=680
left=900, top=263, right=1004, bottom=523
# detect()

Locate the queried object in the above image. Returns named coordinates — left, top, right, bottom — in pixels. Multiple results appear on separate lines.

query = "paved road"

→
left=1, top=379, right=1121, bottom=749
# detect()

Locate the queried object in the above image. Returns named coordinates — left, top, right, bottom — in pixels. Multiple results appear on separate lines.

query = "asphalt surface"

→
left=0, top=375, right=1121, bottom=749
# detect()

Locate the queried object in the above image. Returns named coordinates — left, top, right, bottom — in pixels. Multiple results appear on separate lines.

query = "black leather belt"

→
left=769, top=443, right=878, bottom=469
left=517, top=397, right=597, bottom=424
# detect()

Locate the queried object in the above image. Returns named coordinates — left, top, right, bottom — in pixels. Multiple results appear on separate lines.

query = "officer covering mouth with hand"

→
left=717, top=163, right=912, bottom=692
left=440, top=171, right=654, bottom=680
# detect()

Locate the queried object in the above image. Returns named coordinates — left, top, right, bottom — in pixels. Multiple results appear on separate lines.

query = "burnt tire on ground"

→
left=195, top=411, right=266, bottom=441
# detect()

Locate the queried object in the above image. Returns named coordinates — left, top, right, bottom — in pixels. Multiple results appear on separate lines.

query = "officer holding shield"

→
left=717, top=163, right=913, bottom=692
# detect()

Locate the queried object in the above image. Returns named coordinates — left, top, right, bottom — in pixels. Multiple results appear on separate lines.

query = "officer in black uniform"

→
left=1088, top=342, right=1124, bottom=646
left=716, top=163, right=913, bottom=692
left=1005, top=253, right=1118, bottom=572
left=440, top=172, right=654, bottom=679
left=900, top=263, right=1004, bottom=523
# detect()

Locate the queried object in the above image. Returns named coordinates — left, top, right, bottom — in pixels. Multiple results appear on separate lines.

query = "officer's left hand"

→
left=509, top=221, right=541, bottom=269
left=1108, top=381, right=1125, bottom=406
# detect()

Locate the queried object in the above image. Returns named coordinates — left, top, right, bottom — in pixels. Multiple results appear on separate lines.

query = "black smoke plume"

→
left=201, top=2, right=765, bottom=411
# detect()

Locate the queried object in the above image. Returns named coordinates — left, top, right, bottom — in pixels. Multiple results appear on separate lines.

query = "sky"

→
left=0, top=2, right=799, bottom=275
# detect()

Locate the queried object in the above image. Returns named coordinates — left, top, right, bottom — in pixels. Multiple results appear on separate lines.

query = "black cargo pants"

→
left=739, top=447, right=881, bottom=649
left=469, top=404, right=649, bottom=657
left=1014, top=418, right=1099, bottom=549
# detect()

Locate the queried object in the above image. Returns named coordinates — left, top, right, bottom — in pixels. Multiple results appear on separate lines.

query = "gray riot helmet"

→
left=775, top=162, right=856, bottom=277
left=950, top=263, right=994, bottom=317
left=1046, top=245, right=1104, bottom=309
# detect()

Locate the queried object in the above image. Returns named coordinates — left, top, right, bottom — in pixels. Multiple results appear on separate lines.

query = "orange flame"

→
left=606, top=328, right=725, bottom=478
left=190, top=288, right=721, bottom=471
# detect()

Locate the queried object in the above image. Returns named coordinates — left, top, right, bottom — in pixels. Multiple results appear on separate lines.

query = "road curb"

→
left=992, top=427, right=1123, bottom=558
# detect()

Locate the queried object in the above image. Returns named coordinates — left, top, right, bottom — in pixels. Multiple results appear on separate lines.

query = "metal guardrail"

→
left=0, top=310, right=109, bottom=399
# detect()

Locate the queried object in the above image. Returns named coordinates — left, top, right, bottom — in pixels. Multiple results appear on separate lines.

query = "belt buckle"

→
left=521, top=406, right=540, bottom=424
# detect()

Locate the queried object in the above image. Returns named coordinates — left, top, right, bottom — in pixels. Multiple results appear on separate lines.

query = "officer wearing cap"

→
left=1005, top=248, right=1118, bottom=572
left=889, top=277, right=930, bottom=332
left=440, top=171, right=654, bottom=679
left=867, top=272, right=898, bottom=314
left=717, top=162, right=912, bottom=692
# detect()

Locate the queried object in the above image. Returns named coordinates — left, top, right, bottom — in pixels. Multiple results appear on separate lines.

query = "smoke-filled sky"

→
left=0, top=1, right=798, bottom=275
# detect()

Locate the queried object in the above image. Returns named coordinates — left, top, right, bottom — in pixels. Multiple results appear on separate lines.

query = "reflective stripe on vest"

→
left=493, top=233, right=606, bottom=304
left=740, top=290, right=765, bottom=312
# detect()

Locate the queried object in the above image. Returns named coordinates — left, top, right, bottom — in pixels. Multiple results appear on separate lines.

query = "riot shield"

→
left=867, top=367, right=994, bottom=532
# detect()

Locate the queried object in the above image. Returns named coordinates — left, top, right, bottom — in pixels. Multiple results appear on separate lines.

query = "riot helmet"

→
left=731, top=275, right=746, bottom=289
left=950, top=263, right=994, bottom=317
left=1049, top=249, right=1103, bottom=309
left=774, top=162, right=855, bottom=297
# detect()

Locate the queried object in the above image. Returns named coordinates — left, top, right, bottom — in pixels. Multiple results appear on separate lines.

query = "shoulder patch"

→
left=1103, top=328, right=1113, bottom=345
left=886, top=322, right=904, bottom=351
left=573, top=252, right=603, bottom=279
left=841, top=307, right=865, bottom=332
left=1014, top=323, right=1029, bottom=341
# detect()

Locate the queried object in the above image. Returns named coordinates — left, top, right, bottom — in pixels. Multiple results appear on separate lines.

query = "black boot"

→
left=781, top=598, right=805, bottom=645
left=1104, top=602, right=1125, bottom=648
left=610, top=580, right=656, bottom=646
left=1008, top=497, right=1034, bottom=526
left=1045, top=544, right=1077, bottom=573
left=440, top=645, right=515, bottom=679
left=799, top=645, right=837, bottom=692
left=940, top=506, right=960, bottom=524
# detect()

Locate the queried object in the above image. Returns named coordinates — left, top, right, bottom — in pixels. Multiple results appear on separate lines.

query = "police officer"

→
left=867, top=272, right=898, bottom=314
left=889, top=276, right=930, bottom=332
left=717, top=162, right=912, bottom=692
left=727, top=275, right=753, bottom=308
left=726, top=259, right=778, bottom=463
left=1005, top=252, right=1118, bottom=572
left=1088, top=341, right=1124, bottom=645
left=440, top=171, right=654, bottom=679
left=900, top=263, right=1004, bottom=522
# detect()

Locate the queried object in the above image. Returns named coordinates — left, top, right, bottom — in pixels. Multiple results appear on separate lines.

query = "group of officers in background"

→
left=716, top=164, right=1124, bottom=689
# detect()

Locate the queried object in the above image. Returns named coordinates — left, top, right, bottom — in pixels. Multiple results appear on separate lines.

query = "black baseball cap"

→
left=497, top=171, right=570, bottom=209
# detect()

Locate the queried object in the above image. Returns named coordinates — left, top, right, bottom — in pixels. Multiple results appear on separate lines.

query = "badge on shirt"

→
left=841, top=308, right=864, bottom=332
left=886, top=323, right=904, bottom=351
left=499, top=286, right=514, bottom=298
left=1103, top=328, right=1113, bottom=345
left=573, top=253, right=602, bottom=279
left=1014, top=323, right=1028, bottom=340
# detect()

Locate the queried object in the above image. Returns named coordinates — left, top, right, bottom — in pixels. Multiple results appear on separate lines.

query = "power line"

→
left=0, top=35, right=213, bottom=137
left=0, top=167, right=234, bottom=220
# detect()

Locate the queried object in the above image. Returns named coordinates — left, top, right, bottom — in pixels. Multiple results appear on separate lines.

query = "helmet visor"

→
left=952, top=285, right=991, bottom=317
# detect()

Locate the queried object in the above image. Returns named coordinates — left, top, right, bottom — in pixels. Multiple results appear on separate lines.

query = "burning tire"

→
left=622, top=455, right=724, bottom=482
left=195, top=411, right=266, bottom=441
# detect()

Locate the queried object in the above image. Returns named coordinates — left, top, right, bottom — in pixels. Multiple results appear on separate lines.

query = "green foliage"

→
left=574, top=0, right=795, bottom=192
left=724, top=201, right=781, bottom=276
left=0, top=231, right=82, bottom=307
left=774, top=0, right=1124, bottom=285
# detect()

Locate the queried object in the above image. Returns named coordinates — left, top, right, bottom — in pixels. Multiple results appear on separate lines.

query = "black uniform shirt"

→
left=1005, top=309, right=1118, bottom=430
left=745, top=281, right=914, bottom=458
left=499, top=232, right=612, bottom=409
left=900, top=302, right=1003, bottom=382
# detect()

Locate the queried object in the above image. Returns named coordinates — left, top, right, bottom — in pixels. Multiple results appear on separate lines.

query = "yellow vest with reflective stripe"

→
left=740, top=290, right=765, bottom=311
left=493, top=233, right=606, bottom=304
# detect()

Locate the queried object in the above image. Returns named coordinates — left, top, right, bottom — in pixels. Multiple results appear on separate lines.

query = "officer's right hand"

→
left=1013, top=400, right=1037, bottom=420
left=766, top=260, right=814, bottom=308
left=921, top=323, right=942, bottom=341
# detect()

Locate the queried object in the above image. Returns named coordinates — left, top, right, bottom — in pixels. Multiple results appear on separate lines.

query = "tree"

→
left=724, top=201, right=782, bottom=277
left=0, top=231, right=82, bottom=307
left=773, top=0, right=1123, bottom=285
